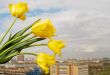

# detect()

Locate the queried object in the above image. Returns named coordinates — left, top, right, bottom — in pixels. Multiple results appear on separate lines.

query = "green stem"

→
left=0, top=36, right=36, bottom=56
left=53, top=53, right=56, bottom=58
left=17, top=52, right=37, bottom=56
left=0, top=18, right=17, bottom=45
left=21, top=44, right=47, bottom=49
left=1, top=52, right=37, bottom=63
left=20, top=35, right=35, bottom=42
left=0, top=32, right=32, bottom=51
left=29, top=44, right=47, bottom=47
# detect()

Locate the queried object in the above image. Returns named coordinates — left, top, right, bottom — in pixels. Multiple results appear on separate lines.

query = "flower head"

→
left=36, top=53, right=56, bottom=74
left=31, top=18, right=56, bottom=38
left=9, top=2, right=28, bottom=20
left=48, top=39, right=65, bottom=56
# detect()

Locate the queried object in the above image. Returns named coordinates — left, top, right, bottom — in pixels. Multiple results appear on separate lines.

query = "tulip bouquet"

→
left=0, top=2, right=65, bottom=74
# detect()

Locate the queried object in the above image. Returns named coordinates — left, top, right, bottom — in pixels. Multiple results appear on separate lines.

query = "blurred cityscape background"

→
left=0, top=55, right=110, bottom=75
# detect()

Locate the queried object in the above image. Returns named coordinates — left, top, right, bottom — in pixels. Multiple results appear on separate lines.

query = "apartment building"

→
left=50, top=60, right=89, bottom=75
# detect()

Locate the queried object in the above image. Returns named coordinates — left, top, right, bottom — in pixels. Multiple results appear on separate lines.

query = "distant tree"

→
left=97, top=64, right=110, bottom=75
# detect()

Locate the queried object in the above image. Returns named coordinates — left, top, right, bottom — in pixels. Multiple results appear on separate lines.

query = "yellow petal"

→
left=48, top=39, right=65, bottom=55
left=9, top=4, right=16, bottom=16
left=35, top=53, right=56, bottom=74
left=9, top=2, right=28, bottom=20
left=32, top=18, right=56, bottom=38
left=18, top=15, right=26, bottom=20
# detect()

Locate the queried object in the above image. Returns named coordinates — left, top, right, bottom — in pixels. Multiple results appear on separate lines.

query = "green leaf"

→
left=13, top=38, right=45, bottom=52
left=0, top=32, right=31, bottom=52
left=10, top=19, right=41, bottom=40
left=0, top=50, right=18, bottom=63
left=0, top=19, right=41, bottom=52
left=8, top=33, right=12, bottom=41
left=0, top=37, right=45, bottom=57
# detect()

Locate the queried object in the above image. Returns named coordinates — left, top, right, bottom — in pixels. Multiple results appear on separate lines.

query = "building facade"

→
left=50, top=60, right=89, bottom=75
left=17, top=55, right=24, bottom=63
left=0, top=63, right=37, bottom=75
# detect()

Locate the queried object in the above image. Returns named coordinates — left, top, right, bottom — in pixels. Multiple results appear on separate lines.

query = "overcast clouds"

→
left=0, top=0, right=110, bottom=59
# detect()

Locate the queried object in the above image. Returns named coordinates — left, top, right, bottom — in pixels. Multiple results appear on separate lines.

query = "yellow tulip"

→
left=36, top=53, right=56, bottom=74
left=31, top=18, right=56, bottom=38
left=9, top=2, right=28, bottom=20
left=48, top=39, right=65, bottom=56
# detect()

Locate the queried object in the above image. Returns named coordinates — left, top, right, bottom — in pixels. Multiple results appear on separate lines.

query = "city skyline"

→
left=0, top=0, right=110, bottom=58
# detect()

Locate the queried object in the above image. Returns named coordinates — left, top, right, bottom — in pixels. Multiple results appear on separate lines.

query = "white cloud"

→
left=83, top=46, right=96, bottom=53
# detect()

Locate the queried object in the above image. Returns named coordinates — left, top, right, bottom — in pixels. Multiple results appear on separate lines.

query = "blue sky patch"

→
left=0, top=13, right=10, bottom=19
left=27, top=7, right=63, bottom=17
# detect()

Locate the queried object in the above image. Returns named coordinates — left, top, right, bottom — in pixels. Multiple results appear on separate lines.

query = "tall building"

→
left=50, top=63, right=72, bottom=75
left=77, top=64, right=89, bottom=75
left=50, top=59, right=89, bottom=75
left=17, top=55, right=24, bottom=63
left=78, top=58, right=103, bottom=75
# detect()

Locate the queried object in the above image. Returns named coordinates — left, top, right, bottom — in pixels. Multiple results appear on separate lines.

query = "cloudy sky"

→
left=0, top=0, right=110, bottom=59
